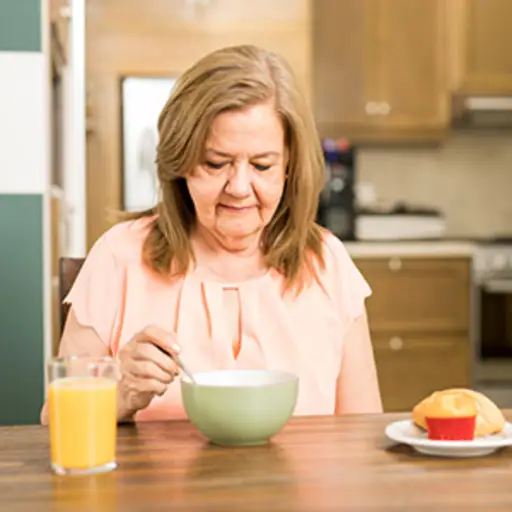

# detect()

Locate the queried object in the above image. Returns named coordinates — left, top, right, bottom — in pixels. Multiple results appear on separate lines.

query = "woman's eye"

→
left=205, top=161, right=227, bottom=170
left=253, top=164, right=271, bottom=172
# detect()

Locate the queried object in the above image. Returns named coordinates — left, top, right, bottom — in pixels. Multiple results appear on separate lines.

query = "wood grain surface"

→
left=1, top=413, right=512, bottom=511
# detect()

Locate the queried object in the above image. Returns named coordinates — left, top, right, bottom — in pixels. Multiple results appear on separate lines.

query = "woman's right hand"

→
left=116, top=325, right=181, bottom=421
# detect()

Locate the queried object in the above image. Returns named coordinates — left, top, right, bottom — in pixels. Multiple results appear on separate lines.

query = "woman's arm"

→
left=58, top=308, right=110, bottom=358
left=41, top=308, right=180, bottom=425
left=40, top=309, right=110, bottom=425
left=335, top=308, right=383, bottom=414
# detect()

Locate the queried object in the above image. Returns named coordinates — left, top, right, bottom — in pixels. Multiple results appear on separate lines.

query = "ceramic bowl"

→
left=181, top=369, right=299, bottom=446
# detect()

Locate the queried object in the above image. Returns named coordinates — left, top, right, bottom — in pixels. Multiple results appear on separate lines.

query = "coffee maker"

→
left=316, top=138, right=356, bottom=241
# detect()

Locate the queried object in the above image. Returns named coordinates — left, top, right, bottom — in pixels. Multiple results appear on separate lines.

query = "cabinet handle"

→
left=365, top=102, right=379, bottom=116
left=389, top=336, right=404, bottom=351
left=388, top=257, right=402, bottom=272
left=378, top=102, right=391, bottom=115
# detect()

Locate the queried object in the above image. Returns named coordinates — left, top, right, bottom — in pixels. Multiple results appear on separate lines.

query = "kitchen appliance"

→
left=452, top=95, right=512, bottom=130
left=472, top=237, right=512, bottom=407
left=316, top=139, right=356, bottom=240
left=355, top=203, right=446, bottom=241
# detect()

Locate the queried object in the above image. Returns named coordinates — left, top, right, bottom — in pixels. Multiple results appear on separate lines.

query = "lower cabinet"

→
left=373, top=334, right=469, bottom=411
left=353, top=256, right=471, bottom=412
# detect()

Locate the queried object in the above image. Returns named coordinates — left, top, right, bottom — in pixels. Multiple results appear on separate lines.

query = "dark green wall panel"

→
left=0, top=0, right=41, bottom=52
left=0, top=194, right=44, bottom=425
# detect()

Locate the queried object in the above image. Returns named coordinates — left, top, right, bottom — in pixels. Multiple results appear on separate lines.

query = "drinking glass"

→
left=47, top=356, right=119, bottom=475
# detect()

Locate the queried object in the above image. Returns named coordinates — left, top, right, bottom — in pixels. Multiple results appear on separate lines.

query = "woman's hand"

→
left=116, top=325, right=181, bottom=421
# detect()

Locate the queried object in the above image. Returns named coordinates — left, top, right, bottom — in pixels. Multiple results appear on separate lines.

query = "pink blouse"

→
left=65, top=219, right=371, bottom=421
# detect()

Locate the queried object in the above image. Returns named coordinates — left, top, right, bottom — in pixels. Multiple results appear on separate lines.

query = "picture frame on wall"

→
left=120, top=76, right=177, bottom=212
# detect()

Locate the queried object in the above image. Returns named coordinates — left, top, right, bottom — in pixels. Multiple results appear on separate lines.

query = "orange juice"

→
left=48, top=376, right=117, bottom=471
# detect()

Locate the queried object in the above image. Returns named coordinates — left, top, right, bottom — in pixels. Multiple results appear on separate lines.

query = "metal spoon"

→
left=152, top=342, right=197, bottom=384
left=173, top=352, right=197, bottom=385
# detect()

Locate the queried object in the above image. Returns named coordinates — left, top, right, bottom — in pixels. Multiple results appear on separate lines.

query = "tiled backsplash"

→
left=357, top=131, right=512, bottom=238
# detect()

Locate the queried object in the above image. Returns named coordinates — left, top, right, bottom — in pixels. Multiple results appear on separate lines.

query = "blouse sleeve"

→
left=322, top=233, right=372, bottom=326
left=64, top=232, right=122, bottom=349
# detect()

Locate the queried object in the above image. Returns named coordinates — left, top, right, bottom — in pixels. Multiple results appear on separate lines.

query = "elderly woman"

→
left=42, top=44, right=382, bottom=423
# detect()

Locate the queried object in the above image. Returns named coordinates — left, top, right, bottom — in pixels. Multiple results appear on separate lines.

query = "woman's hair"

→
left=131, top=44, right=326, bottom=291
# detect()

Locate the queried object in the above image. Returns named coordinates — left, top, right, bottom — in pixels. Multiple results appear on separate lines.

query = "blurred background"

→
left=1, top=0, right=512, bottom=424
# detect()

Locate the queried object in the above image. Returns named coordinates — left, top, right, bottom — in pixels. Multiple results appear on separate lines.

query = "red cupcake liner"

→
left=425, top=416, right=476, bottom=441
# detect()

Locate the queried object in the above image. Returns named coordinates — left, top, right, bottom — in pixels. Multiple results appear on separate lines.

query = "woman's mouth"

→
left=218, top=204, right=255, bottom=213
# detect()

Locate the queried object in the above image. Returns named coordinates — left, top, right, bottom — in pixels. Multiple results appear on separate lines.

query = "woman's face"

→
left=187, top=101, right=288, bottom=251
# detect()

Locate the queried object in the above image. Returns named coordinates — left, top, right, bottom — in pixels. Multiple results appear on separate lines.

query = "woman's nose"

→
left=224, top=163, right=252, bottom=197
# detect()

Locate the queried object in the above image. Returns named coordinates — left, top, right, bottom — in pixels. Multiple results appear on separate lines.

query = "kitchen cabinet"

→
left=358, top=258, right=469, bottom=333
left=354, top=257, right=471, bottom=412
left=313, top=0, right=449, bottom=143
left=448, top=0, right=512, bottom=95
left=311, top=1, right=370, bottom=131
left=373, top=334, right=469, bottom=413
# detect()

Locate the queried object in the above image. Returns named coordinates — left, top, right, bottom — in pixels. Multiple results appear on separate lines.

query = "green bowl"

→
left=180, top=370, right=299, bottom=446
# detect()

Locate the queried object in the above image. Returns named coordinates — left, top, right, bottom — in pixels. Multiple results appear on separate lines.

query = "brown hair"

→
left=130, top=44, right=326, bottom=291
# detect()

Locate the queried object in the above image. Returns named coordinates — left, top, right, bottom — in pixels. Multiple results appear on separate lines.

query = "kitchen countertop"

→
left=344, top=240, right=476, bottom=258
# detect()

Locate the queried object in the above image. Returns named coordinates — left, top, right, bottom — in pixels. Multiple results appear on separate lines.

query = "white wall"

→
left=0, top=52, right=47, bottom=194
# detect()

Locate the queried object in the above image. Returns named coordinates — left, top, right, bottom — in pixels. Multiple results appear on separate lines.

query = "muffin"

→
left=412, top=389, right=505, bottom=441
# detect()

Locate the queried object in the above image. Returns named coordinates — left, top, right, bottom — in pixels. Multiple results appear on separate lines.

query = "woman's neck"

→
left=191, top=228, right=267, bottom=282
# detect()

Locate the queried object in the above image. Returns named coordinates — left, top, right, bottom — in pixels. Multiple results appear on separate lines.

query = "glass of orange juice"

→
left=47, top=356, right=119, bottom=475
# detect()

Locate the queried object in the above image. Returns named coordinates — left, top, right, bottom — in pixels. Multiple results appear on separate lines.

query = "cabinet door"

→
left=456, top=0, right=512, bottom=94
left=373, top=0, right=449, bottom=130
left=312, top=0, right=379, bottom=136
left=373, top=334, right=470, bottom=412
left=355, top=258, right=471, bottom=333
left=312, top=0, right=449, bottom=142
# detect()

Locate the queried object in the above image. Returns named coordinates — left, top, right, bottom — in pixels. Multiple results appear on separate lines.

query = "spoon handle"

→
left=151, top=343, right=196, bottom=384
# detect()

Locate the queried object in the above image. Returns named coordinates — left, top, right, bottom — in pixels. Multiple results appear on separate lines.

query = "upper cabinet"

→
left=313, top=0, right=449, bottom=143
left=312, top=1, right=370, bottom=132
left=448, top=0, right=512, bottom=95
left=374, top=1, right=448, bottom=135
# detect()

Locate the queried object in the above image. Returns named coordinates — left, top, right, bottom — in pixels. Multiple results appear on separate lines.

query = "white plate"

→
left=385, top=420, right=512, bottom=458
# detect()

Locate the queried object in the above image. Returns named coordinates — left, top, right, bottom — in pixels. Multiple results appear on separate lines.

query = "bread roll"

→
left=413, top=388, right=505, bottom=437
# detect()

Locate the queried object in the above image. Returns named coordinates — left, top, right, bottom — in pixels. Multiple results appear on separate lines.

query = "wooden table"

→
left=1, top=412, right=512, bottom=511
